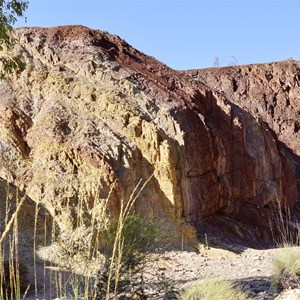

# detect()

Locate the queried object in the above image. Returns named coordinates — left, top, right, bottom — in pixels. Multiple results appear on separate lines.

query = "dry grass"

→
left=180, top=278, right=248, bottom=300
left=272, top=246, right=300, bottom=290
left=103, top=175, right=154, bottom=299
left=0, top=188, right=30, bottom=299
left=269, top=199, right=300, bottom=290
left=0, top=174, right=165, bottom=299
left=269, top=198, right=300, bottom=247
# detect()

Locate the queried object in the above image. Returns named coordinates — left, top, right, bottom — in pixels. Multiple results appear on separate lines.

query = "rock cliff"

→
left=0, top=25, right=299, bottom=245
left=186, top=64, right=300, bottom=238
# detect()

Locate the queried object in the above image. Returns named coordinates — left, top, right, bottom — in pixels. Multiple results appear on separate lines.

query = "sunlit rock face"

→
left=188, top=62, right=300, bottom=156
left=0, top=25, right=298, bottom=242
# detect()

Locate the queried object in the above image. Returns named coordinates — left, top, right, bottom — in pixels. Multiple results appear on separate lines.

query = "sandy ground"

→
left=19, top=243, right=300, bottom=300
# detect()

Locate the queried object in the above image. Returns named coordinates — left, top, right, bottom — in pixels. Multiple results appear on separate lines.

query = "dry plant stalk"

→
left=0, top=189, right=29, bottom=299
left=0, top=173, right=154, bottom=300
left=0, top=195, right=26, bottom=246
left=105, top=174, right=154, bottom=300
left=269, top=197, right=300, bottom=247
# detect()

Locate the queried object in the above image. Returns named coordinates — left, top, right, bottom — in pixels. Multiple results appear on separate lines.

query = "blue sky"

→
left=15, top=0, right=300, bottom=70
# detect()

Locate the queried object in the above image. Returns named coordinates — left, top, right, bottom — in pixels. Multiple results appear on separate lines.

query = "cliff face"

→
left=187, top=63, right=300, bottom=156
left=186, top=63, right=300, bottom=211
left=0, top=25, right=299, bottom=243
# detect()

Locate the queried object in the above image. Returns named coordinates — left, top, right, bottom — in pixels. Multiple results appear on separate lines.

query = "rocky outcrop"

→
left=0, top=25, right=299, bottom=244
left=186, top=62, right=300, bottom=156
left=186, top=63, right=300, bottom=212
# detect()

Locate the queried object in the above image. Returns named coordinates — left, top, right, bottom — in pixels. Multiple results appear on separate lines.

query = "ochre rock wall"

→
left=0, top=26, right=298, bottom=241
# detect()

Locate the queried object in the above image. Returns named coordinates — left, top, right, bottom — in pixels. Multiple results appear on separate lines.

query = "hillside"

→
left=0, top=25, right=299, bottom=298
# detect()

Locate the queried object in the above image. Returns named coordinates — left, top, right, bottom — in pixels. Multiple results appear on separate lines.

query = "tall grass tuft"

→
left=272, top=246, right=300, bottom=290
left=180, top=278, right=249, bottom=300
left=104, top=175, right=154, bottom=300
left=268, top=199, right=300, bottom=291
left=0, top=173, right=175, bottom=299
left=0, top=187, right=30, bottom=299
left=269, top=198, right=300, bottom=247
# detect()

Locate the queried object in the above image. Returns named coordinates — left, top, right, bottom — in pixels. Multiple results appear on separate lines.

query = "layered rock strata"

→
left=0, top=25, right=298, bottom=243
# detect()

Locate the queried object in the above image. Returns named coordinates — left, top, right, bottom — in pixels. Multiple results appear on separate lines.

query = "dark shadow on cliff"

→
left=0, top=178, right=52, bottom=254
left=167, top=77, right=300, bottom=251
left=0, top=178, right=59, bottom=297
left=279, top=142, right=300, bottom=208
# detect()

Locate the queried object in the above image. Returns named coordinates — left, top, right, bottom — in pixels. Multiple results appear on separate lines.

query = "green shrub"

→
left=92, top=212, right=173, bottom=299
left=180, top=278, right=248, bottom=300
left=272, top=246, right=300, bottom=290
left=105, top=213, right=171, bottom=273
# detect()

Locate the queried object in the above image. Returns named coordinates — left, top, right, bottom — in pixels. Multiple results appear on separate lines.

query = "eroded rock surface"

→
left=186, top=63, right=300, bottom=229
left=187, top=63, right=300, bottom=156
left=0, top=26, right=298, bottom=243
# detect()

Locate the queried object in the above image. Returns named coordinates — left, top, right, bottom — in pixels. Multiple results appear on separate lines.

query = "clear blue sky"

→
left=15, top=0, right=300, bottom=70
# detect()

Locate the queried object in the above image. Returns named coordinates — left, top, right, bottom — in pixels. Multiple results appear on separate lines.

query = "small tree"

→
left=213, top=56, right=220, bottom=67
left=0, top=0, right=29, bottom=77
left=229, top=55, right=238, bottom=66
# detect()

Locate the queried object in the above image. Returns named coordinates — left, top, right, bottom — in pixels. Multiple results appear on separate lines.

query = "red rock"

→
left=0, top=26, right=298, bottom=244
